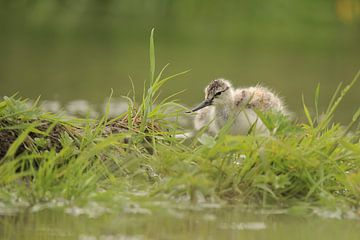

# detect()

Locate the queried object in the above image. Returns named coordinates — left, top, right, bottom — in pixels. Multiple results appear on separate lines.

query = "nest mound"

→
left=0, top=119, right=79, bottom=159
left=0, top=125, right=21, bottom=159
left=0, top=113, right=164, bottom=160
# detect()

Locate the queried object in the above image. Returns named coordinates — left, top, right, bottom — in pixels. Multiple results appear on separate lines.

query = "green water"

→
left=2, top=205, right=360, bottom=240
left=1, top=0, right=360, bottom=121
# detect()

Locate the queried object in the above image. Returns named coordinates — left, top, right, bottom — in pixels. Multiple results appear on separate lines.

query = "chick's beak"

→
left=186, top=99, right=212, bottom=113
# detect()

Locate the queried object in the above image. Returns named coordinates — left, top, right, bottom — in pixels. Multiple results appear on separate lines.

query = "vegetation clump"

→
left=1, top=31, right=360, bottom=217
left=0, top=98, right=80, bottom=160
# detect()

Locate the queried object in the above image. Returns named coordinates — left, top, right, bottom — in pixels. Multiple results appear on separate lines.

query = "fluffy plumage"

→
left=191, top=79, right=286, bottom=135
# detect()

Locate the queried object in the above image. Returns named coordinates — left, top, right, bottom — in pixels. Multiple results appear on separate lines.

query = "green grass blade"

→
left=314, top=83, right=320, bottom=123
left=149, top=28, right=155, bottom=86
left=302, top=94, right=313, bottom=127
left=4, top=122, right=38, bottom=158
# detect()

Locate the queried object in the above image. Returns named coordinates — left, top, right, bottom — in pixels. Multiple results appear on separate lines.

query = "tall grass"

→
left=0, top=31, right=360, bottom=215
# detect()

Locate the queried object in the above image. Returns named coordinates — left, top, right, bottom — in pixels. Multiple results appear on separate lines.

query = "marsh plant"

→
left=1, top=30, right=360, bottom=217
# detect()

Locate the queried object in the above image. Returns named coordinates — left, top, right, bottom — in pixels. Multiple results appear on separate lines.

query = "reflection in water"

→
left=79, top=234, right=144, bottom=240
left=2, top=204, right=360, bottom=240
left=218, top=222, right=267, bottom=230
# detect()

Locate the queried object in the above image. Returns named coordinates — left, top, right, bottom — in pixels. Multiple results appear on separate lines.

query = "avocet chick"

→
left=188, top=79, right=286, bottom=135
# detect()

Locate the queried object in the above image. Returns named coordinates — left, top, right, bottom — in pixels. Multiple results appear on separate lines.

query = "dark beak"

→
left=186, top=99, right=212, bottom=113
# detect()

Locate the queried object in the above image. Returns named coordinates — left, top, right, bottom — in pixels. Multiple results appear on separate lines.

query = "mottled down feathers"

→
left=192, top=79, right=287, bottom=135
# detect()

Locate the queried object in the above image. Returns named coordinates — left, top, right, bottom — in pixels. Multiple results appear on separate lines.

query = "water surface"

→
left=1, top=1, right=360, bottom=122
left=2, top=204, right=360, bottom=240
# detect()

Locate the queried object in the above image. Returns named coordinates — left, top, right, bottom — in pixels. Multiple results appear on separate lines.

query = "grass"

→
left=1, top=30, right=360, bottom=216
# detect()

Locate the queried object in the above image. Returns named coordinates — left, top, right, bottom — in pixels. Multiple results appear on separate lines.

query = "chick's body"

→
left=191, top=79, right=286, bottom=135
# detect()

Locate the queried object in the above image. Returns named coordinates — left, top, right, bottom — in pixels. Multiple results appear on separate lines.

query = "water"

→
left=1, top=1, right=360, bottom=122
left=2, top=205, right=360, bottom=240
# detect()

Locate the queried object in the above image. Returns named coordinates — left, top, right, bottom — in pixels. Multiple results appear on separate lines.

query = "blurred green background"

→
left=1, top=0, right=359, bottom=121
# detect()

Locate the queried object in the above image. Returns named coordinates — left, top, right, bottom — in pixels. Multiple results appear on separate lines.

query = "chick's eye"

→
left=214, top=92, right=222, bottom=97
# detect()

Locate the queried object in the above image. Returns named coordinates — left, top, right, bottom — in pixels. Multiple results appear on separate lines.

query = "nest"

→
left=0, top=112, right=164, bottom=160
left=0, top=126, right=22, bottom=159
left=0, top=119, right=79, bottom=160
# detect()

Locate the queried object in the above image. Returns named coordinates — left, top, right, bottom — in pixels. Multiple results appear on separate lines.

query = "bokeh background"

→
left=1, top=0, right=359, bottom=121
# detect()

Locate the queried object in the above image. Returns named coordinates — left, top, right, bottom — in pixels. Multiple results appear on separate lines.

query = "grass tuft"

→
left=0, top=32, right=360, bottom=216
